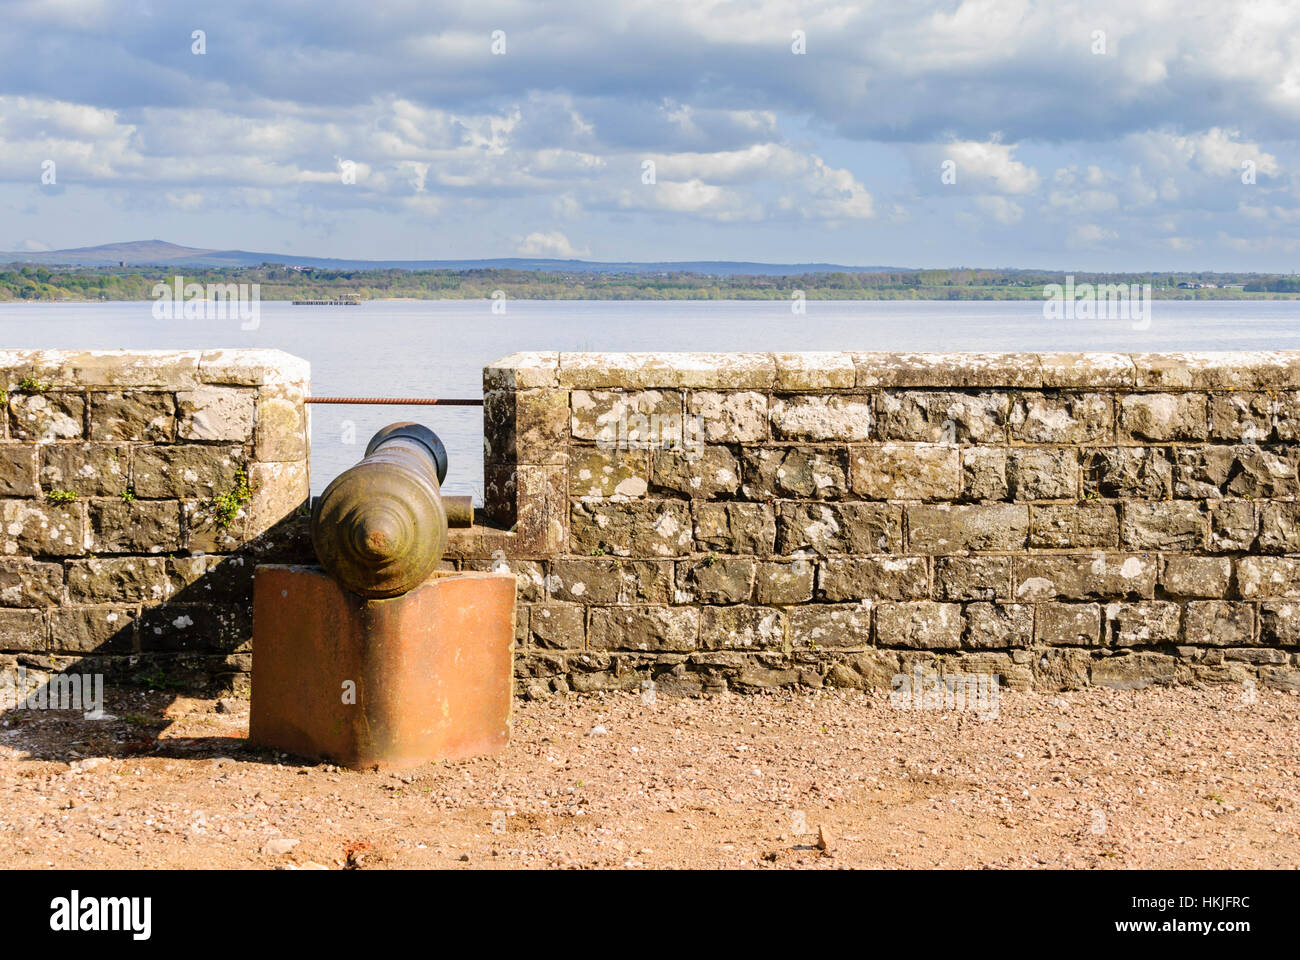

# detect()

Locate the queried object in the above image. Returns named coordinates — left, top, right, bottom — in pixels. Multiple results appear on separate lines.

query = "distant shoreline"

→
left=5, top=263, right=1300, bottom=303
left=10, top=292, right=1300, bottom=304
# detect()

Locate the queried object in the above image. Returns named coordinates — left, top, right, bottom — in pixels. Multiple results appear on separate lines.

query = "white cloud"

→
left=1217, top=230, right=1300, bottom=254
left=911, top=138, right=1040, bottom=195
left=798, top=156, right=874, bottom=220
left=618, top=179, right=762, bottom=221
left=1069, top=224, right=1119, bottom=248
left=165, top=191, right=203, bottom=211
left=650, top=144, right=807, bottom=183
left=400, top=195, right=443, bottom=217
left=1047, top=189, right=1119, bottom=216
left=640, top=145, right=872, bottom=220
left=516, top=231, right=589, bottom=258
left=551, top=194, right=584, bottom=219
left=975, top=195, right=1023, bottom=225
left=945, top=138, right=1040, bottom=194
left=1130, top=127, right=1280, bottom=179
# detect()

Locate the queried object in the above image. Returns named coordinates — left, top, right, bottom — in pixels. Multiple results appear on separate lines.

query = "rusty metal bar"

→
left=304, top=397, right=483, bottom=405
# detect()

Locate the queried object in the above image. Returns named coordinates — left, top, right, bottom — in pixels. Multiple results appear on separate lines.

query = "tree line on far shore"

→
left=1, top=264, right=1298, bottom=302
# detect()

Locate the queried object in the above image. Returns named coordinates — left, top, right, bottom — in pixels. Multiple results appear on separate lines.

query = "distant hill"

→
left=0, top=239, right=912, bottom=276
left=1, top=240, right=223, bottom=265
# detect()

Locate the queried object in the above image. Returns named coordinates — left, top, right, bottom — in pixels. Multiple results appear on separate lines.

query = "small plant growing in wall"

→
left=131, top=668, right=185, bottom=691
left=211, top=470, right=252, bottom=528
left=120, top=486, right=136, bottom=502
left=45, top=489, right=79, bottom=505
left=16, top=376, right=51, bottom=393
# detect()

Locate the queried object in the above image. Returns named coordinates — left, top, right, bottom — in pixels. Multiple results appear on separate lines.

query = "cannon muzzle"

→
left=311, top=422, right=454, bottom=598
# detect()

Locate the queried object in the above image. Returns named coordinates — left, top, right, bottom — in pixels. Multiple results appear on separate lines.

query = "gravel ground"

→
left=0, top=683, right=1297, bottom=869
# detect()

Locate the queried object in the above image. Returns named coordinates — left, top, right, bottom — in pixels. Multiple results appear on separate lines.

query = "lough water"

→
left=3, top=299, right=1299, bottom=497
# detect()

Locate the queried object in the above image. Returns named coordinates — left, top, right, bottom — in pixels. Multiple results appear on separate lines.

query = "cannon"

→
left=311, top=422, right=472, bottom=598
left=250, top=422, right=515, bottom=770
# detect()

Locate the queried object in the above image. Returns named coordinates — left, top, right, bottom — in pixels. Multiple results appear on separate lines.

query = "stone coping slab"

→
left=486, top=351, right=1300, bottom=391
left=0, top=349, right=310, bottom=388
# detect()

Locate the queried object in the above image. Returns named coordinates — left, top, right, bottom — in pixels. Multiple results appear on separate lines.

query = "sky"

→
left=1, top=0, right=1299, bottom=270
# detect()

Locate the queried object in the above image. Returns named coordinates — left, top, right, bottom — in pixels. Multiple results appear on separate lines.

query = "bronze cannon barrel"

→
left=311, top=422, right=456, bottom=599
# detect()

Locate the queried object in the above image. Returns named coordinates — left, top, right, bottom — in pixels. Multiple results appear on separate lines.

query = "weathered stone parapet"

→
left=0, top=350, right=311, bottom=692
left=489, top=350, right=1300, bottom=393
left=468, top=351, right=1300, bottom=698
left=15, top=347, right=1298, bottom=699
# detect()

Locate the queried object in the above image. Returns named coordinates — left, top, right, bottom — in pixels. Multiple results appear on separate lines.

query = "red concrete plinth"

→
left=249, top=565, right=516, bottom=770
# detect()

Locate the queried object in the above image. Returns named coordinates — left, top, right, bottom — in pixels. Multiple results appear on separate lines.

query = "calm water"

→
left=3, top=299, right=1300, bottom=497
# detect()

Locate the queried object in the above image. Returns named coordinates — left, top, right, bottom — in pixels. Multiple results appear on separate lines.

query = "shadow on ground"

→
left=1, top=513, right=316, bottom=766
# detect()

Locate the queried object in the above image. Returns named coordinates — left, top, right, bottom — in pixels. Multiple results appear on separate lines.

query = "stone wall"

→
left=463, top=351, right=1300, bottom=697
left=11, top=347, right=1300, bottom=700
left=0, top=350, right=311, bottom=692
